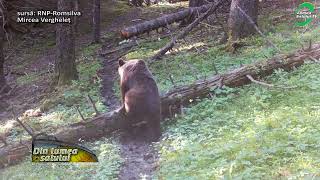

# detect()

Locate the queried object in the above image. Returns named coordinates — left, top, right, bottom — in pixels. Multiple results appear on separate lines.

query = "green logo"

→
left=295, top=2, right=317, bottom=26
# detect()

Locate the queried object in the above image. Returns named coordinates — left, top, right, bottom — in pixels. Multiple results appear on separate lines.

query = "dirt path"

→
left=99, top=9, right=160, bottom=180
left=100, top=44, right=160, bottom=180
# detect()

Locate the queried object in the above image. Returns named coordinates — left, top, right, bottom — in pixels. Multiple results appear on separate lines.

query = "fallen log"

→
left=120, top=4, right=211, bottom=39
left=1, top=44, right=320, bottom=169
left=161, top=45, right=320, bottom=113
left=150, top=0, right=224, bottom=60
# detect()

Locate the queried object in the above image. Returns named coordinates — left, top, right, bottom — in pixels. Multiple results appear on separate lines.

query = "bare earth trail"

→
left=99, top=9, right=160, bottom=180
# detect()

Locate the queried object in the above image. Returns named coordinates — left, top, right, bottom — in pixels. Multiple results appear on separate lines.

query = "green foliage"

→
left=157, top=63, right=320, bottom=179
left=16, top=72, right=42, bottom=85
left=6, top=44, right=108, bottom=144
left=42, top=44, right=107, bottom=126
left=4, top=5, right=320, bottom=179
left=0, top=138, right=123, bottom=180
left=127, top=21, right=320, bottom=94
left=2, top=41, right=123, bottom=180
left=126, top=38, right=170, bottom=59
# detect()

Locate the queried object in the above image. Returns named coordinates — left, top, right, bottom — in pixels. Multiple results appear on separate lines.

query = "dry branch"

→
left=76, top=106, right=85, bottom=121
left=1, top=44, right=320, bottom=168
left=150, top=1, right=224, bottom=60
left=87, top=95, right=100, bottom=116
left=246, top=74, right=296, bottom=89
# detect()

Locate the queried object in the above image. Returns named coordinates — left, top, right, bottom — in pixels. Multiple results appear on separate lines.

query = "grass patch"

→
left=157, top=63, right=320, bottom=179
left=125, top=15, right=320, bottom=93
left=40, top=43, right=106, bottom=127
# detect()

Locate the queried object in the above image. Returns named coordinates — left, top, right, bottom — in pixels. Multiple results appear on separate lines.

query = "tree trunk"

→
left=0, top=6, right=10, bottom=94
left=73, top=0, right=79, bottom=35
left=1, top=44, right=319, bottom=168
left=0, top=35, right=7, bottom=93
left=93, top=0, right=100, bottom=43
left=181, top=0, right=206, bottom=25
left=150, top=1, right=224, bottom=60
left=55, top=0, right=78, bottom=86
left=228, top=0, right=259, bottom=50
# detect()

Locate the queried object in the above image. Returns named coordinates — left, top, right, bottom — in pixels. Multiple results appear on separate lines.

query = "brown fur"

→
left=118, top=59, right=161, bottom=141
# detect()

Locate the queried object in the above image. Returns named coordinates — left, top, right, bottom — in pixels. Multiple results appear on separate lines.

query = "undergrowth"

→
left=1, top=37, right=122, bottom=180
left=5, top=43, right=107, bottom=144
left=1, top=3, right=320, bottom=180
left=125, top=15, right=320, bottom=93
left=157, top=63, right=320, bottom=179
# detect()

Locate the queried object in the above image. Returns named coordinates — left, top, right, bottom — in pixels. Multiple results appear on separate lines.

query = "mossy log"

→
left=0, top=44, right=319, bottom=168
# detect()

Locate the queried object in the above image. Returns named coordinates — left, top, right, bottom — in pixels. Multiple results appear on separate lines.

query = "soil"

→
left=100, top=45, right=160, bottom=179
left=118, top=134, right=159, bottom=180
left=99, top=8, right=161, bottom=180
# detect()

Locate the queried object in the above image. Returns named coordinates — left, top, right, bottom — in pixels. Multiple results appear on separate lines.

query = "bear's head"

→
left=118, top=59, right=147, bottom=79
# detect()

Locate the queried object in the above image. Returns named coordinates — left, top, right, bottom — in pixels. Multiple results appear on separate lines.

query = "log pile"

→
left=0, top=44, right=319, bottom=168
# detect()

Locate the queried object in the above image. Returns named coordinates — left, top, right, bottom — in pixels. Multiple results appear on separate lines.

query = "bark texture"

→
left=228, top=0, right=259, bottom=43
left=120, top=4, right=210, bottom=39
left=55, top=0, right=78, bottom=86
left=150, top=1, right=224, bottom=60
left=181, top=0, right=206, bottom=25
left=93, top=0, right=101, bottom=43
left=0, top=6, right=9, bottom=93
left=1, top=44, right=319, bottom=168
left=0, top=19, right=6, bottom=92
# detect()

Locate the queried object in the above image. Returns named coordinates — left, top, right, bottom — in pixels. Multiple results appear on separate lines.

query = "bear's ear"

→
left=137, top=60, right=145, bottom=66
left=118, top=59, right=125, bottom=67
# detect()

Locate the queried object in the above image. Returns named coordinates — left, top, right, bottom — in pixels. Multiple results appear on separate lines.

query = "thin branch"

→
left=76, top=106, right=85, bottom=121
left=246, top=75, right=297, bottom=89
left=149, top=0, right=225, bottom=61
left=87, top=95, right=100, bottom=116
left=308, top=39, right=313, bottom=50
left=309, top=55, right=319, bottom=63
left=11, top=106, right=35, bottom=138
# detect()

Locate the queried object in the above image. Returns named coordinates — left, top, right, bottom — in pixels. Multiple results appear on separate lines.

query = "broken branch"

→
left=87, top=95, right=100, bottom=116
left=150, top=1, right=224, bottom=61
left=246, top=75, right=297, bottom=89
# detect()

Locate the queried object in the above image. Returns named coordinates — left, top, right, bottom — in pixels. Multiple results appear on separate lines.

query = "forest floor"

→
left=1, top=0, right=320, bottom=179
left=0, top=1, right=188, bottom=179
left=98, top=2, right=192, bottom=178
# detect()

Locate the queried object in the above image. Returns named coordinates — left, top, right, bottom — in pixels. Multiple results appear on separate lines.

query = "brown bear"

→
left=117, top=59, right=161, bottom=141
